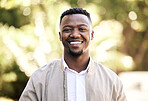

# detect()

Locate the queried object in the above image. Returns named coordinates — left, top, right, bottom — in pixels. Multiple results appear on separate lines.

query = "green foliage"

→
left=0, top=59, right=29, bottom=99
left=0, top=7, right=30, bottom=28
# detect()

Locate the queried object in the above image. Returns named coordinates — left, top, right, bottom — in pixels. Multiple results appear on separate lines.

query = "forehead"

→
left=60, top=14, right=91, bottom=27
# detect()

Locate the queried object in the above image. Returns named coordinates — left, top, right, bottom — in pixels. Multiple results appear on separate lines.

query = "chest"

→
left=45, top=71, right=113, bottom=101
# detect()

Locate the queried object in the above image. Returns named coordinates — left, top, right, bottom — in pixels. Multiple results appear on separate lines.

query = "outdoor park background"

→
left=0, top=0, right=148, bottom=101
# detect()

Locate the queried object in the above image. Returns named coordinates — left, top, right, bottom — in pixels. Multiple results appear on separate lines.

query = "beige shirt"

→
left=19, top=59, right=127, bottom=101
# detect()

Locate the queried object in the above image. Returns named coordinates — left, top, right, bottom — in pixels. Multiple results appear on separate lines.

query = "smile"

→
left=70, top=41, right=82, bottom=45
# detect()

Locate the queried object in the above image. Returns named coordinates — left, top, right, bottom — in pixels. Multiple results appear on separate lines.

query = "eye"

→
left=79, top=28, right=87, bottom=32
left=63, top=29, right=72, bottom=33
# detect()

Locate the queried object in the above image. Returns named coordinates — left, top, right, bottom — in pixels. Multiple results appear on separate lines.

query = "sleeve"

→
left=112, top=78, right=127, bottom=101
left=117, top=81, right=127, bottom=101
left=19, top=76, right=38, bottom=101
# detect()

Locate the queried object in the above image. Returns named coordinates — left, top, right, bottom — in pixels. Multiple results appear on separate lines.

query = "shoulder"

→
left=19, top=59, right=62, bottom=100
left=30, top=59, right=62, bottom=81
left=92, top=60, right=121, bottom=83
left=91, top=60, right=127, bottom=100
left=38, top=59, right=61, bottom=71
left=93, top=60, right=116, bottom=75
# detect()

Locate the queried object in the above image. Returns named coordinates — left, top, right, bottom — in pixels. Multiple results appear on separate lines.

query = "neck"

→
left=64, top=51, right=90, bottom=73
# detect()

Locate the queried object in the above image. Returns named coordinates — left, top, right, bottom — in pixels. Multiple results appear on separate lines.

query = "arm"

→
left=117, top=82, right=127, bottom=101
left=112, top=78, right=127, bottom=101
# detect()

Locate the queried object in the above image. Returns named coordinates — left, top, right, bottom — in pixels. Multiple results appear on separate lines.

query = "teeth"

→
left=70, top=42, right=81, bottom=44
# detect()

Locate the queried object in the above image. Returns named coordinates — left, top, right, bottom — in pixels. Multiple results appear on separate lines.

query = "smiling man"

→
left=19, top=8, right=127, bottom=101
left=59, top=13, right=94, bottom=73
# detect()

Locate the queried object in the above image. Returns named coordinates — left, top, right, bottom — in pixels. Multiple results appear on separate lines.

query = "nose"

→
left=70, top=29, right=81, bottom=38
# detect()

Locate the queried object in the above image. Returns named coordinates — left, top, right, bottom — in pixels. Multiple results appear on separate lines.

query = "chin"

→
left=69, top=50, right=83, bottom=57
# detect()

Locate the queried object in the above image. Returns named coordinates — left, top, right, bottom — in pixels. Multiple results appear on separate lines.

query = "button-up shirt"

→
left=62, top=57, right=91, bottom=101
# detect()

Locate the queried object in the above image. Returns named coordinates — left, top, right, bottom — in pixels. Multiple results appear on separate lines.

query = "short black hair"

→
left=60, top=8, right=91, bottom=24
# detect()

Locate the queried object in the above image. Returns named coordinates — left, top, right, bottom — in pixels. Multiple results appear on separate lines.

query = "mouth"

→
left=68, top=40, right=83, bottom=46
left=70, top=41, right=82, bottom=45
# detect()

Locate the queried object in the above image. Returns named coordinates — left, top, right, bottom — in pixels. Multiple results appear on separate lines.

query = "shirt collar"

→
left=62, top=56, right=91, bottom=74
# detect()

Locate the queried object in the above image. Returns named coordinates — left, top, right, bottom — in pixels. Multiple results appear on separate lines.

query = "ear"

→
left=91, top=30, right=94, bottom=40
left=59, top=32, right=62, bottom=41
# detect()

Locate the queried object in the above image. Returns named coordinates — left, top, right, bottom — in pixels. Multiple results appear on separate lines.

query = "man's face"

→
left=59, top=14, right=94, bottom=57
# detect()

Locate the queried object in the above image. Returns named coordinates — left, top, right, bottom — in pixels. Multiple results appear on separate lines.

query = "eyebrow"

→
left=62, top=24, right=88, bottom=29
left=62, top=25, right=72, bottom=29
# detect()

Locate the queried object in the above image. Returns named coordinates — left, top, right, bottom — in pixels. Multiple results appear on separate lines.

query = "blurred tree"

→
left=0, top=7, right=30, bottom=28
left=104, top=0, right=148, bottom=71
left=0, top=60, right=28, bottom=100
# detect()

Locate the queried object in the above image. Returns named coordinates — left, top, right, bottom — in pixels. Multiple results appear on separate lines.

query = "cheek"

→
left=62, top=33, right=70, bottom=39
left=61, top=33, right=70, bottom=45
left=82, top=33, right=91, bottom=40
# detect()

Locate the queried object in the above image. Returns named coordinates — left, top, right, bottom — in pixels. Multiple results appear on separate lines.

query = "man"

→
left=19, top=8, right=127, bottom=101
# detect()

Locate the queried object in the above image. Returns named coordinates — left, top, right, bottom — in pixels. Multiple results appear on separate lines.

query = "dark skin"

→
left=59, top=14, right=94, bottom=73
